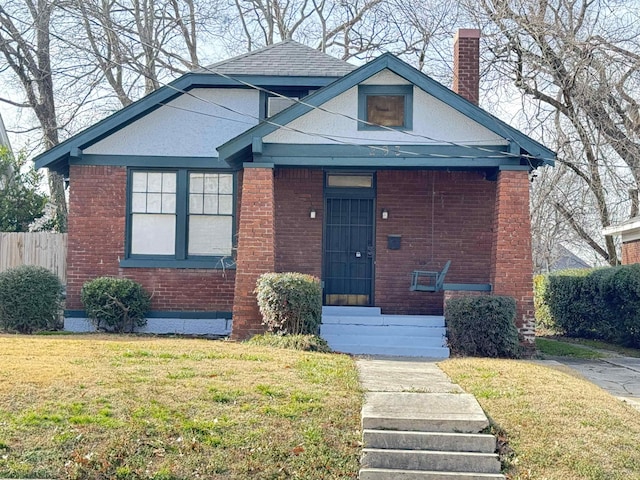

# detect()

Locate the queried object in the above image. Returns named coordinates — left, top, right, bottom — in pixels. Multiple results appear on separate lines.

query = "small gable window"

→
left=125, top=169, right=235, bottom=268
left=358, top=85, right=413, bottom=130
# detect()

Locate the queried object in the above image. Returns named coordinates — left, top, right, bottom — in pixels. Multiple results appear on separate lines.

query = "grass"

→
left=440, top=358, right=640, bottom=480
left=0, top=334, right=362, bottom=479
left=558, top=337, right=640, bottom=358
left=535, top=337, right=605, bottom=359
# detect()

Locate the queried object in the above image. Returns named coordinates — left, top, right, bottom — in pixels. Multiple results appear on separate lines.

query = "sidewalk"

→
left=537, top=355, right=640, bottom=411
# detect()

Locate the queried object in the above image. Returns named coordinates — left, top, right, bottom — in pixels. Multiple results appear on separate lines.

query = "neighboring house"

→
left=603, top=217, right=640, bottom=264
left=34, top=30, right=555, bottom=352
left=0, top=112, right=11, bottom=150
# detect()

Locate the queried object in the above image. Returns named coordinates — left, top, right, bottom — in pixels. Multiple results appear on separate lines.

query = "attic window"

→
left=358, top=85, right=413, bottom=130
left=267, top=96, right=298, bottom=117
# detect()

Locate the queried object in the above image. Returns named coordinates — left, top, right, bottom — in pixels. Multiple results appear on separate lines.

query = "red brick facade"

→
left=231, top=167, right=276, bottom=339
left=375, top=170, right=495, bottom=314
left=274, top=168, right=324, bottom=276
left=68, top=165, right=536, bottom=343
left=66, top=165, right=235, bottom=313
left=490, top=170, right=535, bottom=345
left=622, top=239, right=640, bottom=265
left=453, top=29, right=480, bottom=105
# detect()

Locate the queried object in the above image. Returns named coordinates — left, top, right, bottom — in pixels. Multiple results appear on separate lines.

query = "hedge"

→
left=446, top=295, right=521, bottom=358
left=538, top=265, right=640, bottom=347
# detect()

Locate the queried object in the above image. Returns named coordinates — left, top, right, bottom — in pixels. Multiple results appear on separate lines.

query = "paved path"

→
left=538, top=356, right=640, bottom=411
left=356, top=357, right=489, bottom=432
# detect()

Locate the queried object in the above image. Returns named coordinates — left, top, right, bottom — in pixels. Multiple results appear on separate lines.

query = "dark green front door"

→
left=324, top=197, right=374, bottom=306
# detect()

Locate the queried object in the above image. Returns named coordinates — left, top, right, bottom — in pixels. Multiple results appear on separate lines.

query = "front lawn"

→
left=441, top=358, right=640, bottom=480
left=0, top=335, right=362, bottom=479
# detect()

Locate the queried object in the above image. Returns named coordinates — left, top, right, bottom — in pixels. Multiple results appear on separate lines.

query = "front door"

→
left=324, top=197, right=375, bottom=306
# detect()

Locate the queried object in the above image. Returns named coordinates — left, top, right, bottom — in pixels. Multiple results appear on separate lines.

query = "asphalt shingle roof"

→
left=198, top=40, right=356, bottom=77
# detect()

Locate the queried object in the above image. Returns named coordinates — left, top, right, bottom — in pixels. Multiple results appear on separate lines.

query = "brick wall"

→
left=274, top=168, right=323, bottom=276
left=622, top=239, right=640, bottom=265
left=490, top=170, right=535, bottom=346
left=66, top=164, right=236, bottom=312
left=375, top=170, right=495, bottom=315
left=453, top=29, right=480, bottom=105
left=231, top=167, right=275, bottom=339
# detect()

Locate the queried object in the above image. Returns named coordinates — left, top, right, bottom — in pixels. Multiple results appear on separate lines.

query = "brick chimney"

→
left=453, top=28, right=481, bottom=105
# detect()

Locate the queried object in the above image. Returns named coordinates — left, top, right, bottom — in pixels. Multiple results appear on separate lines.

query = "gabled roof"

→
left=197, top=40, right=356, bottom=77
left=34, top=42, right=350, bottom=173
left=217, top=53, right=556, bottom=168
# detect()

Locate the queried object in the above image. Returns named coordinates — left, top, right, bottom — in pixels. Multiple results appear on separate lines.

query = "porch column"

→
left=490, top=169, right=535, bottom=350
left=231, top=165, right=275, bottom=340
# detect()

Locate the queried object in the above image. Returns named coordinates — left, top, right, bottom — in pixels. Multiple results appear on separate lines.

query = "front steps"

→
left=360, top=393, right=504, bottom=480
left=320, top=306, right=449, bottom=358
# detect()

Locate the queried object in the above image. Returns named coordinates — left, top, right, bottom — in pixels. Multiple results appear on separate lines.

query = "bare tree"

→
left=0, top=0, right=69, bottom=231
left=464, top=0, right=640, bottom=265
left=211, top=0, right=458, bottom=65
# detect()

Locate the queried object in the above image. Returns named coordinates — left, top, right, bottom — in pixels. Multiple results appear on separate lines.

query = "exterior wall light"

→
left=381, top=209, right=389, bottom=220
left=309, top=209, right=317, bottom=219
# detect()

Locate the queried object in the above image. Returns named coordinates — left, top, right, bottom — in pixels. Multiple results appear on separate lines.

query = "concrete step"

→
left=323, top=333, right=445, bottom=348
left=361, top=449, right=501, bottom=474
left=359, top=468, right=506, bottom=479
left=321, top=324, right=446, bottom=337
left=322, top=306, right=381, bottom=316
left=328, top=344, right=450, bottom=358
left=362, top=393, right=489, bottom=433
left=321, top=315, right=445, bottom=327
left=363, top=430, right=496, bottom=453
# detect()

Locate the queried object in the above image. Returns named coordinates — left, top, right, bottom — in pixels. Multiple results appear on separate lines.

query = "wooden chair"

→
left=410, top=260, right=451, bottom=292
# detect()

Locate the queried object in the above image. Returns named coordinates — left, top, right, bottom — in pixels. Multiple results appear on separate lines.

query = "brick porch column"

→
left=490, top=169, right=535, bottom=349
left=231, top=166, right=275, bottom=340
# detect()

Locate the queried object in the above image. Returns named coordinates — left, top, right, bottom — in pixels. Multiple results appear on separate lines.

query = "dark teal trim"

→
left=217, top=53, right=556, bottom=166
left=125, top=167, right=237, bottom=267
left=34, top=72, right=341, bottom=172
left=442, top=283, right=492, bottom=292
left=74, top=154, right=233, bottom=169
left=119, top=257, right=236, bottom=269
left=65, top=309, right=232, bottom=319
left=261, top=143, right=509, bottom=158
left=357, top=84, right=413, bottom=130
left=243, top=162, right=274, bottom=168
left=498, top=165, right=531, bottom=171
left=257, top=157, right=520, bottom=169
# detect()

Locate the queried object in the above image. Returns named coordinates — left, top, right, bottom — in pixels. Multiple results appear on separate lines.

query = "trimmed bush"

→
left=81, top=277, right=151, bottom=333
left=540, top=265, right=640, bottom=348
left=247, top=333, right=332, bottom=352
left=0, top=265, right=63, bottom=333
left=446, top=296, right=521, bottom=358
left=255, top=272, right=322, bottom=335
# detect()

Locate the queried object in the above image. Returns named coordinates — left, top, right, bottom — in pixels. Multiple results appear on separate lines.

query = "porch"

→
left=231, top=166, right=536, bottom=351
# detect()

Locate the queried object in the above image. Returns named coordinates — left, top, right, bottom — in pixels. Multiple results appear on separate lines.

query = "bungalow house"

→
left=34, top=30, right=555, bottom=356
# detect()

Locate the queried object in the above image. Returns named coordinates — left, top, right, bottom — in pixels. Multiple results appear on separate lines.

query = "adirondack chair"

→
left=410, top=260, right=452, bottom=292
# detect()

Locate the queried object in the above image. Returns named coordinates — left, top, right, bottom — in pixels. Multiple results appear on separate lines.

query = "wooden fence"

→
left=0, top=232, right=67, bottom=283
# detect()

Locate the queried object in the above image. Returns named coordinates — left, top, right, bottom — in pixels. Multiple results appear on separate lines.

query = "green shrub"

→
left=81, top=277, right=151, bottom=333
left=0, top=265, right=63, bottom=333
left=542, top=268, right=592, bottom=337
left=247, top=333, right=332, bottom=352
left=610, top=264, right=640, bottom=347
left=255, top=272, right=322, bottom=335
left=446, top=295, right=521, bottom=358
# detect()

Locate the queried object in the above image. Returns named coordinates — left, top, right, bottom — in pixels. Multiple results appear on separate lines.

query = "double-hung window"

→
left=126, top=169, right=235, bottom=267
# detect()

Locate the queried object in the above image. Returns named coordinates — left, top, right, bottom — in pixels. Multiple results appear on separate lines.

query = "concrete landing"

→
left=362, top=392, right=489, bottom=433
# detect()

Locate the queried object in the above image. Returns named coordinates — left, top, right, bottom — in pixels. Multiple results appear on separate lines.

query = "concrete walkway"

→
left=356, top=357, right=505, bottom=479
left=357, top=357, right=487, bottom=431
left=539, top=356, right=640, bottom=411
